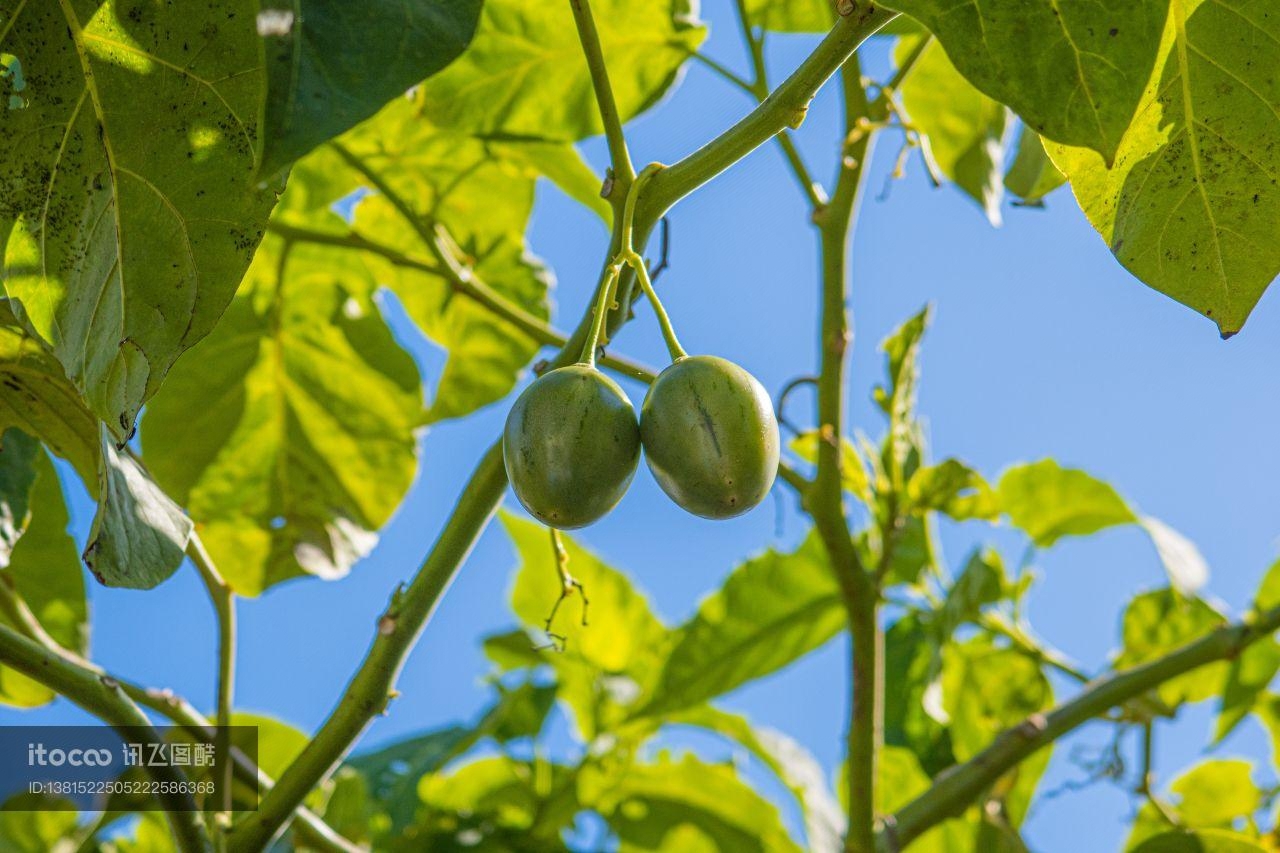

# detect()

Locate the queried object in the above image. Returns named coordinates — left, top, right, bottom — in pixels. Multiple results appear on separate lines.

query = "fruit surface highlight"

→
left=503, top=365, right=641, bottom=529
left=641, top=355, right=779, bottom=519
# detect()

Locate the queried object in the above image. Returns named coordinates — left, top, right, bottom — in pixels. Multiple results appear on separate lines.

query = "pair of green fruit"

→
left=503, top=355, right=781, bottom=529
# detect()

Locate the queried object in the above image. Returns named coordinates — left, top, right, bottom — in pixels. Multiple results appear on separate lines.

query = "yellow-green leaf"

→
left=1048, top=1, right=1280, bottom=336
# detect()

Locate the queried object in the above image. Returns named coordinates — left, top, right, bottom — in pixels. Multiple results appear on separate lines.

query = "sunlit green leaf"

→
left=885, top=0, right=1169, bottom=163
left=942, top=637, right=1053, bottom=761
left=907, top=458, right=997, bottom=521
left=1255, top=560, right=1280, bottom=615
left=639, top=531, right=842, bottom=717
left=1115, top=588, right=1227, bottom=709
left=0, top=795, right=80, bottom=852
left=789, top=432, right=872, bottom=505
left=743, top=0, right=831, bottom=32
left=504, top=512, right=667, bottom=680
left=1047, top=2, right=1280, bottom=336
left=669, top=706, right=843, bottom=853
left=257, top=0, right=483, bottom=175
left=419, top=0, right=705, bottom=141
left=417, top=755, right=578, bottom=844
left=895, top=38, right=1009, bottom=226
left=302, top=99, right=554, bottom=424
left=0, top=0, right=279, bottom=440
left=0, top=437, right=85, bottom=708
left=997, top=459, right=1136, bottom=547
left=143, top=238, right=422, bottom=595
left=585, top=754, right=802, bottom=853
left=1128, top=761, right=1263, bottom=850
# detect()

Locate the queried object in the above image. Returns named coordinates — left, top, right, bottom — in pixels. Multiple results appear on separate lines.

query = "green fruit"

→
left=641, top=355, right=780, bottom=519
left=503, top=365, right=641, bottom=529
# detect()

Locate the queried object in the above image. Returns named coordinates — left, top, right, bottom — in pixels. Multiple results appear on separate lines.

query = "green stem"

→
left=641, top=4, right=897, bottom=221
left=569, top=0, right=636, bottom=185
left=0, top=622, right=210, bottom=852
left=188, top=536, right=236, bottom=827
left=804, top=47, right=884, bottom=853
left=580, top=265, right=624, bottom=366
left=690, top=51, right=756, bottom=95
left=883, top=605, right=1280, bottom=851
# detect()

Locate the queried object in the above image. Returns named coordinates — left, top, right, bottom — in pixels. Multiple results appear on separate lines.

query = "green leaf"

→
left=1214, top=638, right=1280, bottom=743
left=321, top=768, right=373, bottom=848
left=884, top=614, right=954, bottom=775
left=639, top=531, right=843, bottom=717
left=0, top=427, right=38, bottom=567
left=0, top=304, right=190, bottom=590
left=862, top=514, right=939, bottom=589
left=0, top=302, right=99, bottom=480
left=0, top=0, right=279, bottom=440
left=1169, top=760, right=1261, bottom=830
left=997, top=459, right=1136, bottom=547
left=0, top=796, right=80, bottom=853
left=417, top=755, right=577, bottom=842
left=348, top=724, right=475, bottom=834
left=1140, top=516, right=1209, bottom=596
left=84, top=427, right=193, bottom=589
left=0, top=439, right=86, bottom=708
left=585, top=754, right=802, bottom=853
left=419, top=0, right=706, bottom=141
left=1115, top=588, right=1227, bottom=709
left=504, top=512, right=668, bottom=682
left=942, top=637, right=1053, bottom=761
left=885, top=0, right=1169, bottom=163
left=940, top=548, right=1007, bottom=636
left=256, top=0, right=483, bottom=175
left=874, top=307, right=930, bottom=489
left=487, top=137, right=612, bottom=223
left=1131, top=830, right=1266, bottom=853
left=669, top=706, right=843, bottom=853
left=789, top=432, right=872, bottom=505
left=895, top=38, right=1009, bottom=226
left=907, top=458, right=997, bottom=521
left=296, top=99, right=554, bottom=424
left=1047, top=2, right=1280, bottom=337
left=1254, top=559, right=1280, bottom=614
left=142, top=237, right=422, bottom=596
left=1004, top=126, right=1067, bottom=205
left=742, top=0, right=832, bottom=33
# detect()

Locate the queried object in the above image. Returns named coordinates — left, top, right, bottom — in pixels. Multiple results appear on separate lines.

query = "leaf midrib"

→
left=55, top=0, right=127, bottom=374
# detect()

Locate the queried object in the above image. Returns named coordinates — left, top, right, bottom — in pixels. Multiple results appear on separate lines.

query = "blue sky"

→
left=8, top=2, right=1280, bottom=849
